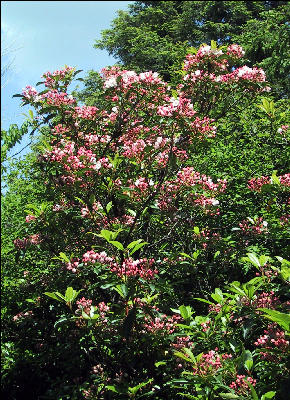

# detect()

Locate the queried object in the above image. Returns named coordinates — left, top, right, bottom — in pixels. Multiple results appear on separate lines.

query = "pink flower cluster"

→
left=14, top=234, right=42, bottom=250
left=181, top=43, right=267, bottom=92
left=280, top=214, right=289, bottom=226
left=82, top=250, right=115, bottom=266
left=42, top=66, right=75, bottom=88
left=231, top=66, right=266, bottom=82
left=248, top=173, right=290, bottom=191
left=143, top=314, right=181, bottom=335
left=42, top=90, right=75, bottom=106
left=208, top=303, right=222, bottom=313
left=25, top=214, right=36, bottom=223
left=227, top=44, right=245, bottom=58
left=13, top=310, right=33, bottom=321
left=101, top=67, right=163, bottom=90
left=277, top=125, right=289, bottom=135
left=76, top=297, right=92, bottom=314
left=74, top=106, right=99, bottom=120
left=80, top=202, right=101, bottom=218
left=201, top=319, right=211, bottom=332
left=42, top=140, right=112, bottom=175
left=252, top=291, right=281, bottom=310
left=22, top=85, right=38, bottom=100
left=172, top=335, right=194, bottom=350
left=111, top=257, right=158, bottom=280
left=239, top=217, right=268, bottom=235
left=254, top=323, right=289, bottom=360
left=66, top=258, right=80, bottom=273
left=176, top=167, right=227, bottom=192
left=247, top=176, right=270, bottom=191
left=192, top=350, right=232, bottom=376
left=97, top=302, right=110, bottom=322
left=229, top=375, right=256, bottom=394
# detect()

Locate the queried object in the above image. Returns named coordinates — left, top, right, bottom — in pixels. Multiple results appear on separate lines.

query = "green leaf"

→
left=59, top=252, right=70, bottom=263
left=219, top=394, right=240, bottom=399
left=246, top=253, right=261, bottom=269
left=271, top=171, right=280, bottom=185
left=99, top=229, right=113, bottom=241
left=246, top=382, right=259, bottom=400
left=127, top=239, right=143, bottom=249
left=193, top=298, right=214, bottom=305
left=243, top=350, right=253, bottom=372
left=211, top=288, right=223, bottom=303
left=179, top=305, right=193, bottom=320
left=128, top=378, right=153, bottom=394
left=113, top=284, right=128, bottom=299
left=155, top=361, right=166, bottom=367
left=261, top=391, right=276, bottom=400
left=44, top=292, right=66, bottom=302
left=173, top=351, right=192, bottom=363
left=106, top=385, right=119, bottom=393
left=106, top=201, right=113, bottom=213
left=109, top=240, right=124, bottom=251
left=64, top=287, right=81, bottom=303
left=258, top=308, right=290, bottom=331
left=130, top=242, right=148, bottom=255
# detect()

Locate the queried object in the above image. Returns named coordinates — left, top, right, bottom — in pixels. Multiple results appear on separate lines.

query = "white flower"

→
left=262, top=221, right=268, bottom=227
left=170, top=97, right=179, bottom=107
left=95, top=161, right=102, bottom=170
left=212, top=200, right=219, bottom=206
left=212, top=49, right=223, bottom=56
left=104, top=76, right=117, bottom=88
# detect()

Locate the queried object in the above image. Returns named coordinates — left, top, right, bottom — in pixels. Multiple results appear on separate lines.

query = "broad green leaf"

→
left=258, top=308, right=290, bottom=331
left=44, top=292, right=66, bottom=302
left=246, top=253, right=261, bottom=269
left=127, top=239, right=143, bottom=249
left=130, top=242, right=148, bottom=255
left=179, top=305, right=193, bottom=320
left=106, top=201, right=113, bottom=213
left=113, top=284, right=128, bottom=299
left=259, top=255, right=269, bottom=266
left=109, top=240, right=124, bottom=251
left=100, top=229, right=113, bottom=241
left=261, top=391, right=276, bottom=400
left=174, top=351, right=194, bottom=363
left=106, top=385, right=119, bottom=393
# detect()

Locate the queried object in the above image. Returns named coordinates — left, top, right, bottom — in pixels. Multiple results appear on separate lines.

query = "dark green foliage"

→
left=95, top=1, right=289, bottom=97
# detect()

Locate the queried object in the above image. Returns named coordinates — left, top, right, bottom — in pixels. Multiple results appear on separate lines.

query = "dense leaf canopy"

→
left=95, top=1, right=289, bottom=96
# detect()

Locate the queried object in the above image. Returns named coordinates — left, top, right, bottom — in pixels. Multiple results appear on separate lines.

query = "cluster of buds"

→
left=14, top=234, right=42, bottom=250
left=229, top=375, right=256, bottom=394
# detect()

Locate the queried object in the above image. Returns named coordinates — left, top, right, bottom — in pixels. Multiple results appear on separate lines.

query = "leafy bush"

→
left=1, top=42, right=289, bottom=399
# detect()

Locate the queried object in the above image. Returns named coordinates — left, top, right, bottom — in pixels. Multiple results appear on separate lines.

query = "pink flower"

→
left=25, top=215, right=36, bottom=223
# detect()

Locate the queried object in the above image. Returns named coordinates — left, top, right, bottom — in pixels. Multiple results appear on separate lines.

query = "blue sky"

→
left=1, top=1, right=133, bottom=155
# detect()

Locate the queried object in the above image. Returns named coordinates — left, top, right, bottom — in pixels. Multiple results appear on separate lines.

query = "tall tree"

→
left=95, top=1, right=289, bottom=96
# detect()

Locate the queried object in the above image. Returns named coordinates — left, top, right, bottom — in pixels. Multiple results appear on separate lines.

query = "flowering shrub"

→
left=2, top=42, right=289, bottom=399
